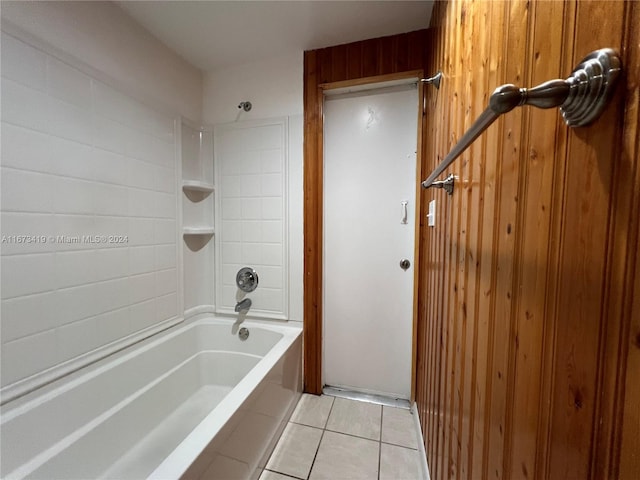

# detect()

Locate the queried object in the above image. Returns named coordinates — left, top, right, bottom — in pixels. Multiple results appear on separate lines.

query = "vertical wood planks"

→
left=423, top=13, right=444, bottom=476
left=415, top=0, right=639, bottom=479
left=590, top=1, right=640, bottom=478
left=302, top=2, right=639, bottom=477
left=548, top=1, right=626, bottom=477
left=617, top=3, right=640, bottom=477
left=508, top=1, right=566, bottom=477
left=471, top=1, right=502, bottom=477
left=459, top=1, right=487, bottom=477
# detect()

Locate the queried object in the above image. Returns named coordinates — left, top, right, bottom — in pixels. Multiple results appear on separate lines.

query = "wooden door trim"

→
left=319, top=70, right=424, bottom=91
left=303, top=68, right=425, bottom=398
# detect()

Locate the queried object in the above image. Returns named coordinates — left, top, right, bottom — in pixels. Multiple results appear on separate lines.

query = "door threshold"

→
left=323, top=386, right=411, bottom=410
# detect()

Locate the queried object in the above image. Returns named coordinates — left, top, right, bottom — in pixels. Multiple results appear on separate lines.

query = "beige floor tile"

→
left=379, top=443, right=423, bottom=480
left=290, top=393, right=335, bottom=429
left=265, top=422, right=323, bottom=479
left=382, top=406, right=419, bottom=449
left=309, top=431, right=379, bottom=480
left=325, top=397, right=381, bottom=440
left=259, top=470, right=298, bottom=480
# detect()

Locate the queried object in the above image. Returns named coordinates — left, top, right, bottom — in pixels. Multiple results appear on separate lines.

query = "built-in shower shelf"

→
left=183, top=227, right=214, bottom=251
left=183, top=227, right=215, bottom=236
left=182, top=181, right=214, bottom=193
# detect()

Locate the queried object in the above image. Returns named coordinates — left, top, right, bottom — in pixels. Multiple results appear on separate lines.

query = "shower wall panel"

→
left=215, top=119, right=289, bottom=320
left=0, top=31, right=180, bottom=395
left=202, top=60, right=304, bottom=324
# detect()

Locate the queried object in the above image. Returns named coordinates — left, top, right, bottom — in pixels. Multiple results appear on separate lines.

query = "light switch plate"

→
left=427, top=199, right=436, bottom=227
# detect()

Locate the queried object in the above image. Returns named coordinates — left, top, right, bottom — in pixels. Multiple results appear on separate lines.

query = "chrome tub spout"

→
left=235, top=298, right=252, bottom=312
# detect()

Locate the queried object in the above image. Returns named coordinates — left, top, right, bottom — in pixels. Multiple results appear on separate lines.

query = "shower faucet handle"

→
left=236, top=267, right=259, bottom=293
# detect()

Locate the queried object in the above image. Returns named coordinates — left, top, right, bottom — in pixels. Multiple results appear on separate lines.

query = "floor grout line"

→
left=381, top=439, right=419, bottom=450
left=264, top=394, right=421, bottom=480
left=323, top=394, right=335, bottom=429
left=305, top=427, right=325, bottom=480
left=264, top=468, right=305, bottom=480
left=323, top=427, right=382, bottom=443
left=288, top=420, right=325, bottom=431
left=305, top=394, right=337, bottom=480
left=378, top=403, right=384, bottom=480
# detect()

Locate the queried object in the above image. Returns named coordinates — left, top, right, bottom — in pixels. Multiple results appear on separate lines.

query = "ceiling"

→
left=117, top=1, right=434, bottom=72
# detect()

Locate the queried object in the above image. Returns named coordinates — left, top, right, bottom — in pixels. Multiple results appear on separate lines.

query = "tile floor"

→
left=260, top=394, right=424, bottom=480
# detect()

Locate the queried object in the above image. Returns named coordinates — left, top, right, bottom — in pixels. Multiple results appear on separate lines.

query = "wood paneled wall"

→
left=303, top=30, right=433, bottom=394
left=415, top=1, right=640, bottom=479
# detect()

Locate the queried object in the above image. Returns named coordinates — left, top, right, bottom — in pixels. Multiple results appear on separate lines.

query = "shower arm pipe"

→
left=421, top=48, right=621, bottom=193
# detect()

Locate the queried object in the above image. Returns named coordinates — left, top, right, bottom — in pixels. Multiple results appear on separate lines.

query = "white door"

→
left=323, top=83, right=418, bottom=399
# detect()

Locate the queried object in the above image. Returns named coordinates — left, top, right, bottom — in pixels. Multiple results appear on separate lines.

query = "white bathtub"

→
left=0, top=317, right=303, bottom=479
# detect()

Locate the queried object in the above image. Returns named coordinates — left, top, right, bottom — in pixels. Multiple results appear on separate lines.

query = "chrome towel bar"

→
left=422, top=48, right=621, bottom=194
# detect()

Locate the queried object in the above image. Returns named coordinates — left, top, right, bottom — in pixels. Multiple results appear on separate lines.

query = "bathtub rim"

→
left=1, top=315, right=300, bottom=420
left=1, top=316, right=302, bottom=479
left=148, top=318, right=302, bottom=479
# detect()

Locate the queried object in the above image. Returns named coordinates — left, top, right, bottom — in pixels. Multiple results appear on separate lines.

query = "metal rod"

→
left=421, top=48, right=621, bottom=192
left=422, top=107, right=499, bottom=188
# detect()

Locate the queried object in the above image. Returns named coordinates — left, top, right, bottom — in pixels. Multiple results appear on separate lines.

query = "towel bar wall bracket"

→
left=422, top=48, right=621, bottom=194
left=421, top=71, right=443, bottom=89
left=430, top=174, right=455, bottom=195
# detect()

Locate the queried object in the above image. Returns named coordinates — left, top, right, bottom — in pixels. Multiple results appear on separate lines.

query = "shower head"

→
left=238, top=101, right=252, bottom=112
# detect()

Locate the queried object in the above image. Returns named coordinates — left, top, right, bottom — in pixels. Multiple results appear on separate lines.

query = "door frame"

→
left=303, top=69, right=426, bottom=398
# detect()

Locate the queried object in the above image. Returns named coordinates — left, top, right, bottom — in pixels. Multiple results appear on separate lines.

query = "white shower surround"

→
left=214, top=118, right=290, bottom=320
left=0, top=25, right=183, bottom=399
left=1, top=7, right=305, bottom=480
left=0, top=317, right=303, bottom=479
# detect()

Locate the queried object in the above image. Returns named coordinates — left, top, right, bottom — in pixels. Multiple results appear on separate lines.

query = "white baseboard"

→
left=411, top=402, right=431, bottom=480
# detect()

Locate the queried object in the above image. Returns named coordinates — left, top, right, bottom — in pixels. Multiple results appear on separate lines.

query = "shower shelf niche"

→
left=183, top=228, right=214, bottom=252
left=182, top=180, right=214, bottom=203
left=183, top=227, right=215, bottom=235
left=181, top=119, right=216, bottom=308
left=182, top=180, right=214, bottom=194
left=181, top=120, right=215, bottom=242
